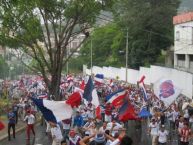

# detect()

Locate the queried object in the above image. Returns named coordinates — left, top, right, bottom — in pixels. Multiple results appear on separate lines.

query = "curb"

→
left=0, top=120, right=41, bottom=141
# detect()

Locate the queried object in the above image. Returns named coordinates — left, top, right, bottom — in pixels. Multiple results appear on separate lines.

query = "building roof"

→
left=173, top=12, right=193, bottom=25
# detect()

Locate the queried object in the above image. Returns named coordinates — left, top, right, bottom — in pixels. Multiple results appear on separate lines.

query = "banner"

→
left=153, top=78, right=181, bottom=107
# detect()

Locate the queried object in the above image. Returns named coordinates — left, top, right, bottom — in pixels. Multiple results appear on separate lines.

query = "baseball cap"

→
left=94, top=133, right=106, bottom=143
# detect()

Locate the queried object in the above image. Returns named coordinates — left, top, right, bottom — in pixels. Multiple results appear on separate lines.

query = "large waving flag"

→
left=106, top=89, right=127, bottom=107
left=31, top=98, right=73, bottom=123
left=153, top=78, right=181, bottom=107
left=83, top=76, right=101, bottom=119
left=118, top=101, right=138, bottom=122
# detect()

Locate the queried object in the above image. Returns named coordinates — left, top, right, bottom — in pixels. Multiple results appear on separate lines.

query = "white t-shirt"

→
left=99, top=126, right=107, bottom=133
left=149, top=122, right=159, bottom=136
left=62, top=122, right=71, bottom=130
left=178, top=122, right=184, bottom=129
left=24, top=114, right=35, bottom=124
left=51, top=125, right=63, bottom=141
left=107, top=122, right=123, bottom=137
left=158, top=130, right=168, bottom=143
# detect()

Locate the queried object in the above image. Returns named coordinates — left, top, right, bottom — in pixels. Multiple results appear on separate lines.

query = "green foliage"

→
left=0, top=0, right=107, bottom=98
left=112, top=0, right=180, bottom=69
left=0, top=55, right=9, bottom=79
left=80, top=23, right=124, bottom=67
left=78, top=0, right=180, bottom=69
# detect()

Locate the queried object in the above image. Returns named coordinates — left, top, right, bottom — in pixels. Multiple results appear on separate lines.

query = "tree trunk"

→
left=49, top=72, right=61, bottom=101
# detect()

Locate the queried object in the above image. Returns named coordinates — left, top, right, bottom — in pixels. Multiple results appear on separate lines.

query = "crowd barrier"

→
left=83, top=65, right=193, bottom=99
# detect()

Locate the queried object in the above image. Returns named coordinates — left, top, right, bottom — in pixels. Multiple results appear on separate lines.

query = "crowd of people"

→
left=1, top=74, right=193, bottom=145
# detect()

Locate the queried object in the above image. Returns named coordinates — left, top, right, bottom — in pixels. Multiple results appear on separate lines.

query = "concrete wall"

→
left=85, top=65, right=193, bottom=99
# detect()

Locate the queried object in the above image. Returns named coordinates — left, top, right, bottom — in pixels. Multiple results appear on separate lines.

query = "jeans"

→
left=8, top=123, right=15, bottom=140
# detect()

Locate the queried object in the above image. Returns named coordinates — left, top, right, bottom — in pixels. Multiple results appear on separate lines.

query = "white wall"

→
left=84, top=65, right=193, bottom=99
left=174, top=21, right=193, bottom=55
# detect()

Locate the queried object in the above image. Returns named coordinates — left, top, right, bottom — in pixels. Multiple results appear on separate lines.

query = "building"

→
left=173, top=12, right=193, bottom=73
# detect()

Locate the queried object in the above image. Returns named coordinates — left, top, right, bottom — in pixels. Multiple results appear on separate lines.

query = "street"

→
left=0, top=124, right=51, bottom=145
left=1, top=120, right=188, bottom=145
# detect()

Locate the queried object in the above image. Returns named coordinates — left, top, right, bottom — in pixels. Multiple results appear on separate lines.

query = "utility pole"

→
left=126, top=28, right=128, bottom=83
left=91, top=38, right=93, bottom=75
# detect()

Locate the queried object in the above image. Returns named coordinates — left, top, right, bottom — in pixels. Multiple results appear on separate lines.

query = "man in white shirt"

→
left=107, top=120, right=124, bottom=137
left=24, top=111, right=35, bottom=140
left=149, top=118, right=159, bottom=145
left=50, top=122, right=63, bottom=145
left=99, top=122, right=107, bottom=133
left=158, top=125, right=168, bottom=145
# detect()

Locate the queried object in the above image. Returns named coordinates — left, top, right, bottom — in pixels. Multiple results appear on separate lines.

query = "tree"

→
left=0, top=0, right=109, bottom=100
left=80, top=23, right=124, bottom=67
left=113, top=0, right=180, bottom=69
left=0, top=55, right=9, bottom=79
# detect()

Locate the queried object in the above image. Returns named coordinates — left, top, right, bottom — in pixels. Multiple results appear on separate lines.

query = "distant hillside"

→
left=179, top=0, right=193, bottom=13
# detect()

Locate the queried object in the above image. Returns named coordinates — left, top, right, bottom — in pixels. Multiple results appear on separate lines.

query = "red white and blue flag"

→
left=106, top=89, right=127, bottom=108
left=94, top=74, right=104, bottom=85
left=83, top=76, right=101, bottom=119
left=118, top=101, right=138, bottom=122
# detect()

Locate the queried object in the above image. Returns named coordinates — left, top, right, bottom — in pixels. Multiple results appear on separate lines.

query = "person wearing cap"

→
left=157, top=125, right=168, bottom=145
left=68, top=129, right=81, bottom=145
left=24, top=110, right=35, bottom=140
left=50, top=122, right=63, bottom=145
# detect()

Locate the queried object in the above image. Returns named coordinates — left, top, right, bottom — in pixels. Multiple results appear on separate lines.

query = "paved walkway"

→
left=0, top=115, right=26, bottom=141
left=0, top=124, right=50, bottom=145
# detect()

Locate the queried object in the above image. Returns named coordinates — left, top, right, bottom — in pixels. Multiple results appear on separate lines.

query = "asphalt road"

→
left=0, top=124, right=51, bottom=145
left=1, top=120, right=192, bottom=145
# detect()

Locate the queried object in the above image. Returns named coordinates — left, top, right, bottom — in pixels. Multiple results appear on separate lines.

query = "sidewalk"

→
left=0, top=114, right=41, bottom=141
left=0, top=115, right=26, bottom=141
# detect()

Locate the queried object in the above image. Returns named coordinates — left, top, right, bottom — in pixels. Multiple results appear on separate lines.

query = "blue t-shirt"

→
left=8, top=112, right=16, bottom=124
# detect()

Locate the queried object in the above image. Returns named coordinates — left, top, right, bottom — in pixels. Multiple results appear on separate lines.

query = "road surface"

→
left=1, top=120, right=191, bottom=145
left=0, top=124, right=51, bottom=145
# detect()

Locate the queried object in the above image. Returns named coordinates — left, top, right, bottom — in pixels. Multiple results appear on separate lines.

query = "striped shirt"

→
left=180, top=128, right=191, bottom=142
